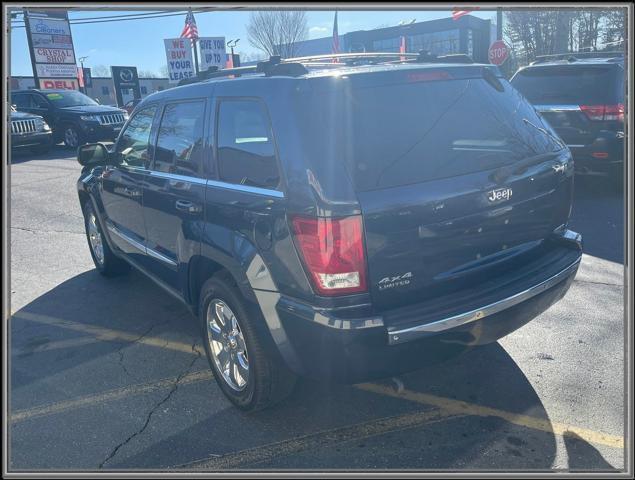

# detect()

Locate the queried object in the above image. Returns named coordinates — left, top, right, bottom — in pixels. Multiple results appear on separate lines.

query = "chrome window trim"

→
left=534, top=104, right=581, bottom=112
left=387, top=253, right=581, bottom=345
left=147, top=170, right=208, bottom=186
left=113, top=166, right=284, bottom=197
left=206, top=179, right=285, bottom=198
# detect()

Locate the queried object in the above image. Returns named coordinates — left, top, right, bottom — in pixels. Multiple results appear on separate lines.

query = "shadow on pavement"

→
left=11, top=267, right=562, bottom=470
left=563, top=431, right=618, bottom=472
left=9, top=144, right=74, bottom=164
left=569, top=175, right=624, bottom=264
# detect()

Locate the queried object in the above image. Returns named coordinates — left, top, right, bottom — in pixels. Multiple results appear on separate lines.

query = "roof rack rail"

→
left=284, top=52, right=418, bottom=65
left=177, top=56, right=308, bottom=86
left=413, top=51, right=474, bottom=64
left=531, top=51, right=624, bottom=64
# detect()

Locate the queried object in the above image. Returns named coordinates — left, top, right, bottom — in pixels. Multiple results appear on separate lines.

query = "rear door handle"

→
left=175, top=199, right=202, bottom=214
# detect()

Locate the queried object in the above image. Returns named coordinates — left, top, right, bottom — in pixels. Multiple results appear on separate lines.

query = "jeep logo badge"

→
left=488, top=187, right=513, bottom=202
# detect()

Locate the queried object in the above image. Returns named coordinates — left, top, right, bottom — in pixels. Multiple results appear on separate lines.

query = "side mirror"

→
left=77, top=142, right=110, bottom=167
left=94, top=98, right=101, bottom=104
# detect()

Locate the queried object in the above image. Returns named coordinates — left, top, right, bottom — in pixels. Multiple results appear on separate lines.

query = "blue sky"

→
left=10, top=8, right=498, bottom=76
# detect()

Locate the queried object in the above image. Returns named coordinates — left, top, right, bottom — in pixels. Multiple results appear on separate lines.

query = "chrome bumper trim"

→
left=387, top=252, right=581, bottom=345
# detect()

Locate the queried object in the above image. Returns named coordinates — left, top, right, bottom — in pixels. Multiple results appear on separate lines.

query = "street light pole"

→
left=227, top=39, right=240, bottom=67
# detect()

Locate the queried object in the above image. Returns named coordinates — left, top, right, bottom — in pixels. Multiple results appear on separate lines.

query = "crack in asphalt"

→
left=116, top=320, right=167, bottom=379
left=573, top=278, right=623, bottom=287
left=99, top=335, right=203, bottom=469
left=11, top=226, right=84, bottom=236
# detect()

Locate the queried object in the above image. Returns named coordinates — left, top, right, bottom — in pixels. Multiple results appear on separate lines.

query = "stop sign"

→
left=488, top=40, right=509, bottom=65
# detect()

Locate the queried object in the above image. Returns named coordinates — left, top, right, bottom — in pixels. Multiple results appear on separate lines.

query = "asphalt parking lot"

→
left=8, top=145, right=626, bottom=472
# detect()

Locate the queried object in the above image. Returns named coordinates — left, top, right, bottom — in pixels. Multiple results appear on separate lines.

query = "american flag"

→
left=180, top=9, right=199, bottom=40
left=399, top=35, right=406, bottom=62
left=332, top=11, right=339, bottom=55
left=452, top=8, right=476, bottom=21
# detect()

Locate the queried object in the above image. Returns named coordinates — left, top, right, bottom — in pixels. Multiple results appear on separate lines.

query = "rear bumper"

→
left=568, top=132, right=624, bottom=176
left=270, top=230, right=582, bottom=382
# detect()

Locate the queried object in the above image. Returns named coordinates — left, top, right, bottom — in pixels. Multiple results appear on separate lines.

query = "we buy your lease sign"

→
left=164, top=38, right=195, bottom=84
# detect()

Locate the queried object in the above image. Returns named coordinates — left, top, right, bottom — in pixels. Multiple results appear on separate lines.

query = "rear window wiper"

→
left=522, top=117, right=566, bottom=150
left=490, top=151, right=562, bottom=184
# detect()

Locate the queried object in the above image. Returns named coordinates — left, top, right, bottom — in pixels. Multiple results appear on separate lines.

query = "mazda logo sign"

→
left=119, top=69, right=134, bottom=82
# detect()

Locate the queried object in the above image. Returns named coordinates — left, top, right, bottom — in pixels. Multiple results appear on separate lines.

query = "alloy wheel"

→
left=64, top=127, right=79, bottom=148
left=87, top=212, right=105, bottom=265
left=206, top=299, right=250, bottom=391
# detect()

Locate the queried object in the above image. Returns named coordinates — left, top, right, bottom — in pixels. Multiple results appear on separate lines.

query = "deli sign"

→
left=35, top=47, right=75, bottom=64
left=39, top=78, right=79, bottom=90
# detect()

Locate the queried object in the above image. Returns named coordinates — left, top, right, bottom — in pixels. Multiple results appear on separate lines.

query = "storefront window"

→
left=372, top=37, right=401, bottom=52
left=409, top=29, right=460, bottom=56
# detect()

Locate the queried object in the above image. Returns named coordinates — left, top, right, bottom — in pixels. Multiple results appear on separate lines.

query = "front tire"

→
left=63, top=124, right=84, bottom=149
left=199, top=275, right=296, bottom=411
left=82, top=202, right=130, bottom=277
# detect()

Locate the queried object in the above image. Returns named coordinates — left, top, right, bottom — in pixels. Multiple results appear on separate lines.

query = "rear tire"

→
left=82, top=201, right=130, bottom=277
left=199, top=274, right=296, bottom=411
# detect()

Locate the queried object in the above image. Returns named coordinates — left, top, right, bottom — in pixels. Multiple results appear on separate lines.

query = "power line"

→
left=10, top=8, right=215, bottom=28
left=11, top=10, right=173, bottom=21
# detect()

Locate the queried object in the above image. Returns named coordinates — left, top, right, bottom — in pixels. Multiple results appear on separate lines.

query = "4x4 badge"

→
left=488, top=187, right=513, bottom=202
left=378, top=272, right=413, bottom=290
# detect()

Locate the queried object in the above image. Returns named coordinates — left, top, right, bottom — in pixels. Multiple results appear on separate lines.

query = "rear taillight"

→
left=291, top=215, right=368, bottom=296
left=580, top=104, right=624, bottom=122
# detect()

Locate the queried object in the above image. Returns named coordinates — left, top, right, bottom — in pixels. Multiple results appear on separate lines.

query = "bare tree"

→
left=504, top=8, right=622, bottom=67
left=247, top=11, right=308, bottom=58
left=138, top=69, right=159, bottom=78
left=91, top=65, right=111, bottom=77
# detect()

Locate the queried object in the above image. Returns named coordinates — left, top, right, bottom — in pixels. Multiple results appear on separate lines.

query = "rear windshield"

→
left=511, top=65, right=622, bottom=104
left=297, top=73, right=562, bottom=191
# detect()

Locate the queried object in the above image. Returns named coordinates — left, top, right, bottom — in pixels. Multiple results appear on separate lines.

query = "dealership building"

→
left=293, top=14, right=495, bottom=62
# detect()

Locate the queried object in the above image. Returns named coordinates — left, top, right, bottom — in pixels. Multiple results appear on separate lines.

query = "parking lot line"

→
left=13, top=336, right=103, bottom=355
left=10, top=311, right=624, bottom=452
left=357, top=383, right=624, bottom=450
left=11, top=370, right=213, bottom=423
left=12, top=310, right=195, bottom=354
left=182, top=409, right=462, bottom=469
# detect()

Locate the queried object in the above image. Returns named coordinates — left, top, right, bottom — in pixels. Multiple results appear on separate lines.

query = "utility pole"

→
left=192, top=39, right=200, bottom=76
left=497, top=8, right=503, bottom=41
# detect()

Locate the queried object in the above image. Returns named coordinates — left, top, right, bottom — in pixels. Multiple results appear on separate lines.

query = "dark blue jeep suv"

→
left=76, top=54, right=582, bottom=411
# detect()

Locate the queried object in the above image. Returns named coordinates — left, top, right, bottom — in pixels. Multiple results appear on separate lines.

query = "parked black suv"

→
left=511, top=54, right=625, bottom=186
left=12, top=89, right=128, bottom=149
left=10, top=105, right=53, bottom=154
left=76, top=55, right=582, bottom=411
